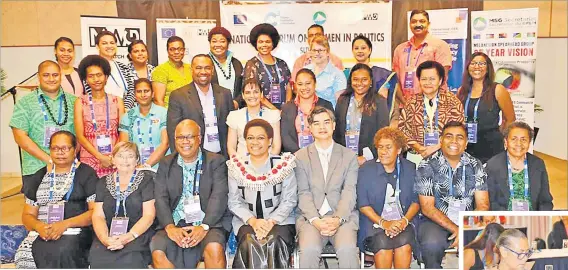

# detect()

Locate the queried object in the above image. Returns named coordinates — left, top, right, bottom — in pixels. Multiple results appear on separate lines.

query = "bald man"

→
left=151, top=120, right=232, bottom=268
left=10, top=60, right=78, bottom=176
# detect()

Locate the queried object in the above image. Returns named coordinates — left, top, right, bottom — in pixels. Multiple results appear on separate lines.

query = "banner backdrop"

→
left=407, top=8, right=469, bottom=94
left=156, top=19, right=217, bottom=64
left=220, top=2, right=392, bottom=69
left=471, top=8, right=538, bottom=127
left=80, top=16, right=147, bottom=64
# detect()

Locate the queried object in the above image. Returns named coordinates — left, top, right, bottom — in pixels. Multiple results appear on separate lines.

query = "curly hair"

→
left=503, top=121, right=534, bottom=142
left=249, top=23, right=280, bottom=49
left=78, top=55, right=111, bottom=81
left=374, top=127, right=408, bottom=152
left=208, top=26, right=232, bottom=43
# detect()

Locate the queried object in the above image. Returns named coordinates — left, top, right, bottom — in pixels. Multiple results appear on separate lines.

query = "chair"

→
left=547, top=231, right=556, bottom=249
left=293, top=242, right=337, bottom=269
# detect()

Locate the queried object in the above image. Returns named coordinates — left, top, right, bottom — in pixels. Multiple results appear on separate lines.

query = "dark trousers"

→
left=417, top=219, right=451, bottom=269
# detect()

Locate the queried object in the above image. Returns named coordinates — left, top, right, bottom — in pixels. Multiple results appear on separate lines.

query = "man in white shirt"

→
left=294, top=106, right=360, bottom=268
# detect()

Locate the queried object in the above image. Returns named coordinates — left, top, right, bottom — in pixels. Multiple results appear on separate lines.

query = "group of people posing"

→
left=10, top=9, right=553, bottom=269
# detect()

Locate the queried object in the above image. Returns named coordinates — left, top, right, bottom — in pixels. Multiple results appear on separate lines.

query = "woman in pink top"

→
left=54, top=37, right=84, bottom=96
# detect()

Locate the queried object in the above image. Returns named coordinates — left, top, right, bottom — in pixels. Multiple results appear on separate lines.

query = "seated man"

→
left=414, top=121, right=490, bottom=268
left=151, top=119, right=232, bottom=268
left=295, top=106, right=360, bottom=268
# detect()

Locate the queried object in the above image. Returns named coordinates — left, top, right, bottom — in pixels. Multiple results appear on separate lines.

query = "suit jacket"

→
left=295, top=143, right=359, bottom=231
left=356, top=158, right=417, bottom=249
left=154, top=150, right=232, bottom=232
left=486, top=151, right=553, bottom=211
left=333, top=94, right=389, bottom=158
left=167, top=82, right=234, bottom=157
left=211, top=57, right=245, bottom=107
left=550, top=220, right=568, bottom=249
left=280, top=98, right=334, bottom=153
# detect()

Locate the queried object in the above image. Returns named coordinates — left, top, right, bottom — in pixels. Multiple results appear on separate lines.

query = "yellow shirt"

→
left=151, top=60, right=192, bottom=107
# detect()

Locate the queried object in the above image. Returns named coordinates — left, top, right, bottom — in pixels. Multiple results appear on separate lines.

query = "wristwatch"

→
left=200, top=224, right=210, bottom=231
left=333, top=216, right=346, bottom=225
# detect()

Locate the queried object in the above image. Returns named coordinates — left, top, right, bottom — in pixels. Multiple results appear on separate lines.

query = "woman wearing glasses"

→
left=304, top=36, right=346, bottom=108
left=89, top=142, right=156, bottom=268
left=152, top=36, right=192, bottom=107
left=15, top=131, right=98, bottom=268
left=457, top=52, right=516, bottom=163
left=494, top=229, right=534, bottom=270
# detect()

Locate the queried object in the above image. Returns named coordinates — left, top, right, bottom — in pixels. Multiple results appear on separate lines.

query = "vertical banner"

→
left=156, top=19, right=217, bottom=65
left=471, top=8, right=538, bottom=127
left=408, top=8, right=469, bottom=94
left=80, top=16, right=147, bottom=64
left=220, top=2, right=392, bottom=69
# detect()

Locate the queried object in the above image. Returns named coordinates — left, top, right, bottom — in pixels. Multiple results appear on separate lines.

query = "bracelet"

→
left=378, top=219, right=384, bottom=229
left=402, top=216, right=409, bottom=226
left=130, top=231, right=139, bottom=239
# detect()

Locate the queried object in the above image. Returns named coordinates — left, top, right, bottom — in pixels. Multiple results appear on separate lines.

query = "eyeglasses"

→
left=310, top=49, right=327, bottom=54
left=175, top=135, right=198, bottom=142
left=469, top=61, right=487, bottom=67
left=50, top=146, right=74, bottom=153
left=245, top=136, right=267, bottom=142
left=501, top=245, right=533, bottom=260
left=168, top=47, right=185, bottom=53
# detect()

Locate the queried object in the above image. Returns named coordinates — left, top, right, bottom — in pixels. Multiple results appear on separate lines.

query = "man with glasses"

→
left=166, top=54, right=234, bottom=158
left=151, top=119, right=232, bottom=268
left=294, top=106, right=360, bottom=268
left=414, top=121, right=490, bottom=268
left=152, top=36, right=192, bottom=107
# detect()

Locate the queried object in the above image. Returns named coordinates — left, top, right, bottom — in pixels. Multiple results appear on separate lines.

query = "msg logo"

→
left=363, top=13, right=378, bottom=21
left=489, top=18, right=502, bottom=23
left=89, top=27, right=141, bottom=47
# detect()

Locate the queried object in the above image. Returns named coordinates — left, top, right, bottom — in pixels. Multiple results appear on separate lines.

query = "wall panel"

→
left=483, top=0, right=552, bottom=37
left=551, top=0, right=568, bottom=37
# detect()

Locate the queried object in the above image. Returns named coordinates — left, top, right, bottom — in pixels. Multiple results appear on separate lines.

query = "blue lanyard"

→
left=37, top=92, right=63, bottom=124
left=447, top=162, right=466, bottom=198
left=245, top=107, right=262, bottom=123
left=346, top=96, right=362, bottom=132
left=299, top=108, right=308, bottom=133
left=256, top=54, right=282, bottom=84
left=110, top=61, right=128, bottom=90
left=507, top=155, right=529, bottom=198
left=465, top=91, right=481, bottom=122
left=183, top=154, right=203, bottom=196
left=136, top=112, right=154, bottom=146
left=423, top=94, right=439, bottom=133
left=114, top=171, right=137, bottom=217
left=394, top=158, right=401, bottom=202
left=406, top=44, right=426, bottom=67
left=199, top=86, right=218, bottom=119
left=49, top=159, right=78, bottom=201
left=88, top=93, right=110, bottom=131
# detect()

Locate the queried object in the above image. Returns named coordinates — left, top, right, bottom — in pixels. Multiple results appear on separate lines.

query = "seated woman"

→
left=89, top=142, right=156, bottom=268
left=228, top=119, right=297, bottom=268
left=549, top=216, right=568, bottom=249
left=357, top=127, right=420, bottom=269
left=486, top=121, right=554, bottom=211
left=463, top=223, right=505, bottom=270
left=494, top=229, right=534, bottom=270
left=226, top=79, right=281, bottom=157
left=15, top=131, right=98, bottom=268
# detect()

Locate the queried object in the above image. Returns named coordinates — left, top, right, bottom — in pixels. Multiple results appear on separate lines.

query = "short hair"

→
left=78, top=55, right=111, bottom=81
left=308, top=24, right=324, bottom=34
left=95, top=30, right=117, bottom=45
left=352, top=35, right=372, bottom=51
left=442, top=121, right=467, bottom=135
left=166, top=36, right=185, bottom=49
left=208, top=26, right=232, bottom=43
left=49, top=130, right=77, bottom=149
left=38, top=60, right=61, bottom=74
left=54, top=37, right=74, bottom=48
left=112, top=141, right=140, bottom=164
left=249, top=23, right=281, bottom=49
left=416, top=60, right=446, bottom=85
left=310, top=35, right=330, bottom=51
left=243, top=78, right=261, bottom=92
left=191, top=54, right=213, bottom=65
left=373, top=127, right=408, bottom=152
left=295, top=68, right=316, bottom=82
left=503, top=121, right=534, bottom=142
left=495, top=229, right=528, bottom=257
left=127, top=40, right=147, bottom=61
left=244, top=119, right=274, bottom=140
left=410, top=9, right=430, bottom=22
left=134, top=78, right=152, bottom=91
left=308, top=106, right=335, bottom=125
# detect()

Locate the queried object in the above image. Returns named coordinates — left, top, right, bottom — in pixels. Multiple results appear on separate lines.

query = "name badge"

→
left=47, top=202, right=65, bottom=224
left=109, top=217, right=129, bottom=236
left=44, top=127, right=61, bottom=148
left=268, top=83, right=281, bottom=104
left=403, top=71, right=414, bottom=89
left=447, top=198, right=466, bottom=225
left=205, top=118, right=220, bottom=143
left=184, top=196, right=205, bottom=224
left=466, top=122, right=478, bottom=143
left=511, top=199, right=530, bottom=211
left=381, top=202, right=403, bottom=221
left=424, top=132, right=439, bottom=146
left=96, top=134, right=112, bottom=154
left=345, top=132, right=360, bottom=153
left=563, top=239, right=568, bottom=249
left=140, top=146, right=155, bottom=164
left=298, top=134, right=314, bottom=148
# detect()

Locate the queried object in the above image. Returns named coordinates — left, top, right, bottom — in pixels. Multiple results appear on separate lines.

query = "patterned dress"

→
left=507, top=170, right=533, bottom=211
left=244, top=56, right=291, bottom=109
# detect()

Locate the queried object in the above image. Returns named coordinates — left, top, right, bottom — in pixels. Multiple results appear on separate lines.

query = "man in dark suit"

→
left=151, top=119, right=231, bottom=268
left=167, top=54, right=234, bottom=157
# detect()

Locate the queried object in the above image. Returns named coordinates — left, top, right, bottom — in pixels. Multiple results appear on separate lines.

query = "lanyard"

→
left=423, top=94, right=439, bottom=133
left=406, top=44, right=426, bottom=67
left=110, top=61, right=128, bottom=90
left=394, top=158, right=401, bottom=202
left=465, top=91, right=481, bottom=122
left=507, top=155, right=529, bottom=198
left=256, top=54, right=282, bottom=84
left=183, top=154, right=203, bottom=196
left=38, top=92, right=63, bottom=124
left=245, top=107, right=262, bottom=123
left=199, top=86, right=218, bottom=120
left=447, top=162, right=466, bottom=198
left=136, top=112, right=154, bottom=146
left=299, top=108, right=308, bottom=133
left=114, top=171, right=137, bottom=217
left=49, top=159, right=78, bottom=201
left=346, top=96, right=362, bottom=132
left=133, top=65, right=150, bottom=80
left=88, top=93, right=110, bottom=132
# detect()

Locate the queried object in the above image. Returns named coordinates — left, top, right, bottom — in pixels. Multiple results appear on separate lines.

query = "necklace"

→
left=40, top=94, right=68, bottom=126
left=209, top=52, right=232, bottom=80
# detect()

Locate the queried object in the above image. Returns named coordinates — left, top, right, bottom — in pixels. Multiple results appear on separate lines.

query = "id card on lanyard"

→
left=403, top=45, right=426, bottom=90
left=183, top=156, right=205, bottom=224
left=46, top=159, right=78, bottom=224
left=38, top=93, right=64, bottom=148
left=109, top=171, right=137, bottom=237
left=204, top=93, right=220, bottom=144
left=381, top=158, right=404, bottom=221
left=446, top=165, right=466, bottom=225
left=465, top=92, right=481, bottom=143
left=89, top=93, right=113, bottom=154
left=298, top=109, right=314, bottom=148
left=423, top=95, right=439, bottom=147
left=257, top=55, right=282, bottom=104
left=136, top=116, right=155, bottom=164
left=507, top=156, right=530, bottom=211
left=345, top=96, right=362, bottom=153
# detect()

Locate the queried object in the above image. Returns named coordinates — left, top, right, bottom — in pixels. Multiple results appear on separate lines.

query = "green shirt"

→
left=507, top=169, right=533, bottom=211
left=151, top=60, right=192, bottom=107
left=9, top=88, right=77, bottom=175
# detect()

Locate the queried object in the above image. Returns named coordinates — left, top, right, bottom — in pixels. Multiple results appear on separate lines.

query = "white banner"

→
left=156, top=19, right=217, bottom=65
left=471, top=8, right=538, bottom=128
left=220, top=2, right=392, bottom=69
left=80, top=16, right=147, bottom=64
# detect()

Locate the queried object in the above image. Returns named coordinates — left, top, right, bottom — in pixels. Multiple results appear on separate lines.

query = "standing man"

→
left=414, top=121, right=490, bottom=268
left=295, top=106, right=360, bottom=268
left=166, top=54, right=234, bottom=157
left=10, top=60, right=77, bottom=176
left=151, top=120, right=231, bottom=268
left=152, top=36, right=193, bottom=107
left=393, top=10, right=452, bottom=103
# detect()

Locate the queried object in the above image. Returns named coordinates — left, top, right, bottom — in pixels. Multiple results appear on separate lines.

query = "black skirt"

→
left=363, top=225, right=415, bottom=253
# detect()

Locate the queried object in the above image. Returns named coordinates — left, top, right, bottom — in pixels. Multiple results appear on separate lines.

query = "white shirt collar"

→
left=314, top=141, right=334, bottom=155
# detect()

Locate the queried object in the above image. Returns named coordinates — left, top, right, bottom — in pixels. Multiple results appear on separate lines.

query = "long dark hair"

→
left=342, top=63, right=377, bottom=116
left=465, top=223, right=505, bottom=266
left=457, top=52, right=497, bottom=107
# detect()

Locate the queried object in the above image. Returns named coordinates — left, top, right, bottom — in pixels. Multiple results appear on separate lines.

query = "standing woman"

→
left=280, top=68, right=334, bottom=153
left=75, top=55, right=125, bottom=178
left=54, top=37, right=84, bottom=97
left=334, top=64, right=390, bottom=166
left=457, top=52, right=516, bottom=163
left=208, top=27, right=245, bottom=108
left=226, top=79, right=281, bottom=157
left=89, top=142, right=156, bottom=268
left=119, top=78, right=169, bottom=169
left=244, top=23, right=292, bottom=109
left=151, top=36, right=192, bottom=108
left=127, top=40, right=155, bottom=81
